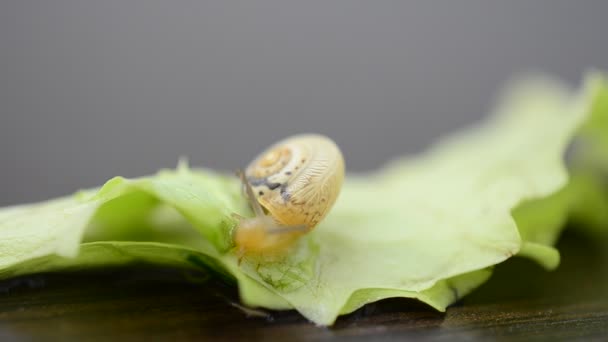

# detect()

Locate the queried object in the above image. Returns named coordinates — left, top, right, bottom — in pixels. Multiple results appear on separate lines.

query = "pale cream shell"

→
left=245, top=134, right=344, bottom=229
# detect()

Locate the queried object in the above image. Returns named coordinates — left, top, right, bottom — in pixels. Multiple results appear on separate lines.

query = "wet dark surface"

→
left=0, top=230, right=606, bottom=341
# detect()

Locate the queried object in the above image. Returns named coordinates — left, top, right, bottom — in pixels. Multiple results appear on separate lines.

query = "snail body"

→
left=233, top=134, right=345, bottom=256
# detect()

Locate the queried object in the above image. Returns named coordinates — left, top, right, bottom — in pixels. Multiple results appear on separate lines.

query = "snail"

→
left=232, top=134, right=345, bottom=257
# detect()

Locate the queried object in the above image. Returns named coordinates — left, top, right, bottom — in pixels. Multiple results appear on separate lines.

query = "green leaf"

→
left=237, top=74, right=597, bottom=325
left=0, top=73, right=607, bottom=325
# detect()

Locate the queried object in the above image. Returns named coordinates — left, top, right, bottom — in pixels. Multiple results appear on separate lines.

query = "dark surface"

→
left=0, top=230, right=606, bottom=341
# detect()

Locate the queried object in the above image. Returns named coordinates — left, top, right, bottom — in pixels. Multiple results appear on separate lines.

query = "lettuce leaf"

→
left=0, top=73, right=606, bottom=326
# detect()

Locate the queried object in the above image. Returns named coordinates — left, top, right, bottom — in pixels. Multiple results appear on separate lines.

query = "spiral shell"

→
left=245, top=134, right=345, bottom=230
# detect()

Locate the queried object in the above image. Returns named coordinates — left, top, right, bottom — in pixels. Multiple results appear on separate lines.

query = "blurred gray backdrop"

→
left=1, top=1, right=607, bottom=205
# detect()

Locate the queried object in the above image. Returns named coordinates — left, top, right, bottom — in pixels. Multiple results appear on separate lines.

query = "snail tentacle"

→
left=237, top=169, right=265, bottom=217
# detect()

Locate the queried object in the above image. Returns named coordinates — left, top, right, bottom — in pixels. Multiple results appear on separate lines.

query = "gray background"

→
left=1, top=1, right=607, bottom=205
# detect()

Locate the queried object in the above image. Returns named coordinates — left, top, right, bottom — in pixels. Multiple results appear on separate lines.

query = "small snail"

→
left=233, top=134, right=345, bottom=257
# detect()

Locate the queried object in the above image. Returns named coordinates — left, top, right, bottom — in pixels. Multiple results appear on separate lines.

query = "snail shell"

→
left=233, top=134, right=345, bottom=256
left=246, top=134, right=344, bottom=229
